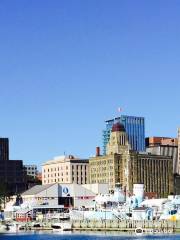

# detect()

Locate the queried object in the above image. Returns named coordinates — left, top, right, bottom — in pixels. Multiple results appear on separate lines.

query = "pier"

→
left=71, top=220, right=179, bottom=233
left=21, top=219, right=180, bottom=233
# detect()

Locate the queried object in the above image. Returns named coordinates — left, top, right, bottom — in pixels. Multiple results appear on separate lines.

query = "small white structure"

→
left=132, top=207, right=153, bottom=220
left=140, top=198, right=168, bottom=211
left=133, top=184, right=144, bottom=206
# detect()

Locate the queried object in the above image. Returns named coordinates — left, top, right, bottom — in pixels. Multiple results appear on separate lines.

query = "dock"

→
left=3, top=219, right=180, bottom=233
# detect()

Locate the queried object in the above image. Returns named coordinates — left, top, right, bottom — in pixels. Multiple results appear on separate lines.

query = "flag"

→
left=118, top=107, right=122, bottom=112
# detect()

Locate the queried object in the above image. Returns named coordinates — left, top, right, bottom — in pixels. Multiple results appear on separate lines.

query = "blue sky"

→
left=0, top=1, right=180, bottom=168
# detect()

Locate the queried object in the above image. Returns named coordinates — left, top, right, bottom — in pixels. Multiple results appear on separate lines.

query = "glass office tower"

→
left=102, top=115, right=145, bottom=155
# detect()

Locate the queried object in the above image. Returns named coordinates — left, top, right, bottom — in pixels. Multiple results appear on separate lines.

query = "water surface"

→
left=0, top=233, right=180, bottom=240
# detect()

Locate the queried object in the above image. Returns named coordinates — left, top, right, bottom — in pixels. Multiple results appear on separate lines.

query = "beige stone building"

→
left=42, top=155, right=89, bottom=185
left=89, top=123, right=173, bottom=197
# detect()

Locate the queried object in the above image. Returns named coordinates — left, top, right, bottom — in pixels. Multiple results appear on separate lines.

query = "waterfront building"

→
left=102, top=115, right=145, bottom=155
left=18, top=183, right=108, bottom=208
left=24, top=165, right=38, bottom=179
left=0, top=138, right=27, bottom=195
left=42, top=155, right=89, bottom=185
left=146, top=136, right=178, bottom=174
left=90, top=123, right=173, bottom=197
left=178, top=128, right=180, bottom=175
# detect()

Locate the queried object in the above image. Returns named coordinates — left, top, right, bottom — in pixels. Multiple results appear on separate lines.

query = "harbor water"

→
left=0, top=233, right=180, bottom=240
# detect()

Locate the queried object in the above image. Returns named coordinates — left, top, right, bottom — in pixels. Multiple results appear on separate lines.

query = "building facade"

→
left=146, top=137, right=178, bottom=147
left=102, top=115, right=145, bottom=155
left=42, top=155, right=89, bottom=185
left=0, top=138, right=27, bottom=195
left=0, top=138, right=9, bottom=161
left=146, top=137, right=178, bottom=174
left=19, top=183, right=108, bottom=209
left=178, top=128, right=180, bottom=175
left=24, top=165, right=38, bottom=179
left=90, top=123, right=173, bottom=197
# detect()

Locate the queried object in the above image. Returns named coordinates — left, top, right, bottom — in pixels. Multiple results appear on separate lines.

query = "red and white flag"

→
left=118, top=107, right=123, bottom=112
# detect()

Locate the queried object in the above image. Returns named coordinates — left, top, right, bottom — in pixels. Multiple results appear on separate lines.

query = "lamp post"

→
left=104, top=202, right=106, bottom=229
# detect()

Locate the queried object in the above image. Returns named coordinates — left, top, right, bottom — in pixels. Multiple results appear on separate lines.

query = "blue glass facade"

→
left=102, top=115, right=145, bottom=155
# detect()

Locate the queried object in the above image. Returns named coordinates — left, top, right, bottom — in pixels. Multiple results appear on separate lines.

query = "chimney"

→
left=96, top=147, right=100, bottom=156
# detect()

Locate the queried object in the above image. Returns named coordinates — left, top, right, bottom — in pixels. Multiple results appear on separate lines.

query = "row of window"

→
left=90, top=159, right=113, bottom=165
left=43, top=176, right=88, bottom=184
left=44, top=170, right=87, bottom=178
left=43, top=165, right=87, bottom=173
left=91, top=172, right=114, bottom=178
left=90, top=166, right=114, bottom=172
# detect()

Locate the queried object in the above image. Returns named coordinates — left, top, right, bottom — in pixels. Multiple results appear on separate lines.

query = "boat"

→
left=4, top=222, right=24, bottom=233
left=51, top=222, right=72, bottom=231
left=51, top=212, right=70, bottom=221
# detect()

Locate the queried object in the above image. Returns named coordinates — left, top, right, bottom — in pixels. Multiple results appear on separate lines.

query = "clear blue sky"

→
left=0, top=0, right=180, bottom=168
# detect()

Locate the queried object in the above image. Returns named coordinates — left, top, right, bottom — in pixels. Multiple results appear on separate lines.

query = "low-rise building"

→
left=42, top=155, right=89, bottom=185
left=20, top=183, right=108, bottom=208
left=24, top=165, right=38, bottom=179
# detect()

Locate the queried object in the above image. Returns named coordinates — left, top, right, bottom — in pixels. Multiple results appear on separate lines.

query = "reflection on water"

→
left=0, top=232, right=180, bottom=240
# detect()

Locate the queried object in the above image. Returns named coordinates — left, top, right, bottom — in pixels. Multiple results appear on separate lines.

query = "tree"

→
left=0, top=182, right=8, bottom=210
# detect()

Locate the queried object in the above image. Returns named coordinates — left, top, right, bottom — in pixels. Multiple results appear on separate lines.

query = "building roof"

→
left=42, top=155, right=88, bottom=166
left=140, top=198, right=169, bottom=207
left=112, top=122, right=125, bottom=132
left=133, top=207, right=149, bottom=211
left=22, top=184, right=55, bottom=196
left=16, top=209, right=32, bottom=214
left=32, top=205, right=64, bottom=209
